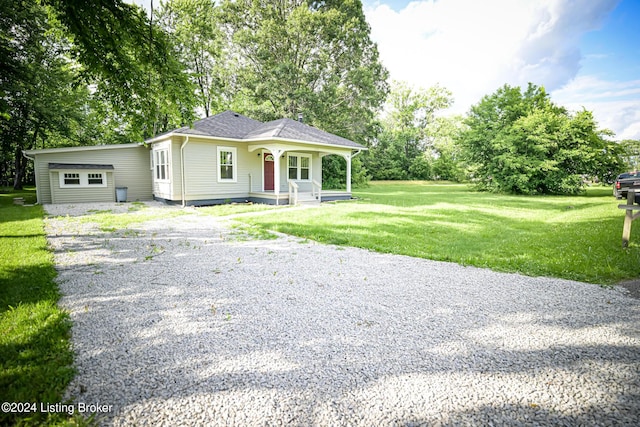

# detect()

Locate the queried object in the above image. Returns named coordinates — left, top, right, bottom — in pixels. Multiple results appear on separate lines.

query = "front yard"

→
left=235, top=181, right=640, bottom=284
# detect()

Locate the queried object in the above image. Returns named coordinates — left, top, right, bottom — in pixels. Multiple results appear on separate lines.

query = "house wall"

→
left=31, top=145, right=152, bottom=204
left=150, top=136, right=353, bottom=204
left=181, top=138, right=260, bottom=201
left=49, top=171, right=115, bottom=203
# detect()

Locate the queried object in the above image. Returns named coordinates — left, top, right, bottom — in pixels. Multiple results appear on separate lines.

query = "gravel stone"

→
left=44, top=202, right=640, bottom=426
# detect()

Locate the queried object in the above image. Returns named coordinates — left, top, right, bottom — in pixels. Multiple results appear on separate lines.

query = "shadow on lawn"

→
left=0, top=198, right=75, bottom=426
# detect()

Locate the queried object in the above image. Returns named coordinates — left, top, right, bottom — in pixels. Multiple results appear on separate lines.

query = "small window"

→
left=301, top=157, right=310, bottom=180
left=288, top=156, right=298, bottom=180
left=154, top=149, right=169, bottom=181
left=217, top=146, right=237, bottom=182
left=64, top=173, right=80, bottom=185
left=88, top=173, right=103, bottom=185
left=287, top=153, right=312, bottom=181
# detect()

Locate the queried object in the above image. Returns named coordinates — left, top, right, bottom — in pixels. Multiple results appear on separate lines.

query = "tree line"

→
left=1, top=0, right=636, bottom=194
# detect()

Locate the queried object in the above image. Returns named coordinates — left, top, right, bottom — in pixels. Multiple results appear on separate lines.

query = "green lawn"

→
left=0, top=189, right=77, bottom=426
left=236, top=181, right=640, bottom=284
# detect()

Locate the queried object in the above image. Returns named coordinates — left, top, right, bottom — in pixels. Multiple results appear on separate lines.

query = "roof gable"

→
left=151, top=111, right=365, bottom=150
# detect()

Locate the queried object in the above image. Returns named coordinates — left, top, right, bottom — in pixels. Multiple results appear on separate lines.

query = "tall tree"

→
left=45, top=0, right=195, bottom=139
left=0, top=1, right=90, bottom=188
left=219, top=0, right=388, bottom=187
left=430, top=116, right=466, bottom=181
left=620, top=139, right=640, bottom=171
left=219, top=0, right=388, bottom=139
left=157, top=0, right=225, bottom=118
left=366, top=81, right=453, bottom=180
left=459, top=83, right=625, bottom=194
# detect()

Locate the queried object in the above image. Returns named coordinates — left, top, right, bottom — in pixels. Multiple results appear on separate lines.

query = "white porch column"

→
left=271, top=148, right=284, bottom=195
left=345, top=153, right=352, bottom=193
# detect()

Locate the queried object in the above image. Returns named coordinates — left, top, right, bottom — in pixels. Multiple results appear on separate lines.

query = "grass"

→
left=69, top=202, right=188, bottom=232
left=196, top=202, right=282, bottom=217
left=0, top=188, right=79, bottom=426
left=236, top=181, right=640, bottom=284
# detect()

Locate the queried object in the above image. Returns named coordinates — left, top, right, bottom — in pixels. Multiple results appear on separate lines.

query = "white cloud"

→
left=552, top=76, right=640, bottom=139
left=364, top=0, right=636, bottom=138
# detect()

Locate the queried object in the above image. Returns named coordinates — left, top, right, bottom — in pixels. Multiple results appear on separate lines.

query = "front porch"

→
left=247, top=142, right=358, bottom=205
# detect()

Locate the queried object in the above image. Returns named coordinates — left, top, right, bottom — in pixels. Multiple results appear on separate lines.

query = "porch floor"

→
left=248, top=190, right=352, bottom=205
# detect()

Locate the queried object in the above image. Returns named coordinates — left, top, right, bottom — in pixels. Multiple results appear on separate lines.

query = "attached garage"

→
left=23, top=143, right=152, bottom=204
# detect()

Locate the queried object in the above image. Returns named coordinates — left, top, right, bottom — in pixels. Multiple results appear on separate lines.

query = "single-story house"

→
left=23, top=110, right=366, bottom=205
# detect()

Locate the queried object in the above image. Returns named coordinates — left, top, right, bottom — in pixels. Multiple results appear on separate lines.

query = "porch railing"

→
left=312, top=179, right=322, bottom=202
left=288, top=180, right=299, bottom=205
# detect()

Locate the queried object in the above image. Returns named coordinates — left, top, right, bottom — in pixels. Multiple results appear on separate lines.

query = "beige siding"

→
left=31, top=145, right=152, bottom=204
left=148, top=136, right=352, bottom=203
left=179, top=138, right=259, bottom=201
left=50, top=171, right=115, bottom=203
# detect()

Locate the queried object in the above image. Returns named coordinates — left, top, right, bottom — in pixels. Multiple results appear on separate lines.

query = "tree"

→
left=46, top=0, right=195, bottom=139
left=219, top=0, right=388, bottom=187
left=430, top=116, right=466, bottom=181
left=366, top=81, right=453, bottom=180
left=620, top=139, right=640, bottom=171
left=220, top=0, right=387, bottom=134
left=459, top=83, right=625, bottom=194
left=0, top=1, right=91, bottom=188
left=157, top=0, right=225, bottom=118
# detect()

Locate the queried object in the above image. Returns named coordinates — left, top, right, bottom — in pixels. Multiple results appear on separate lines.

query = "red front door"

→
left=264, top=154, right=274, bottom=191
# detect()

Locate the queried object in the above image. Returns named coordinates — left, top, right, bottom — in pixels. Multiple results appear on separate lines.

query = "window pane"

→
left=64, top=173, right=80, bottom=185
left=301, top=169, right=309, bottom=180
left=221, top=151, right=232, bottom=165
left=301, top=157, right=309, bottom=168
left=289, top=156, right=297, bottom=167
left=220, top=165, right=233, bottom=179
left=289, top=168, right=297, bottom=180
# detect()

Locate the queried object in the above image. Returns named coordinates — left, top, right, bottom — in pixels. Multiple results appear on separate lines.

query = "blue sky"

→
left=363, top=0, right=640, bottom=140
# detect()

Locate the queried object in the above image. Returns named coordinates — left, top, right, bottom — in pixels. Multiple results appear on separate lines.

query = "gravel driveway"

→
left=45, top=202, right=640, bottom=426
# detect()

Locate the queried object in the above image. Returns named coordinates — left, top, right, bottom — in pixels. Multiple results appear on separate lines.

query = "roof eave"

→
left=153, top=133, right=366, bottom=151
left=23, top=142, right=145, bottom=155
left=245, top=136, right=367, bottom=151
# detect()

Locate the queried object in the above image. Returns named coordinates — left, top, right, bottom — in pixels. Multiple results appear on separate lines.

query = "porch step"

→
left=292, top=192, right=321, bottom=206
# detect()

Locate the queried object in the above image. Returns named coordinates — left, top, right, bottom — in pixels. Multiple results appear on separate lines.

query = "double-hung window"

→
left=217, top=146, right=237, bottom=182
left=287, top=153, right=311, bottom=181
left=154, top=149, right=169, bottom=181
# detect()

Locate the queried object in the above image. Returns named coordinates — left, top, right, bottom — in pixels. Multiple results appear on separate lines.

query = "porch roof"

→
left=147, top=111, right=366, bottom=150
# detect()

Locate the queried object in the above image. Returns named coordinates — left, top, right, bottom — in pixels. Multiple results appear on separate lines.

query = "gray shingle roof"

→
left=157, top=110, right=364, bottom=150
left=173, top=110, right=263, bottom=139
left=244, top=118, right=364, bottom=149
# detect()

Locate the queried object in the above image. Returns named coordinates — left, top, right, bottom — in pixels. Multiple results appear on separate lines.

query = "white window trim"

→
left=217, top=146, right=237, bottom=183
left=287, top=153, right=312, bottom=182
left=153, top=148, right=170, bottom=182
left=58, top=170, right=108, bottom=188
